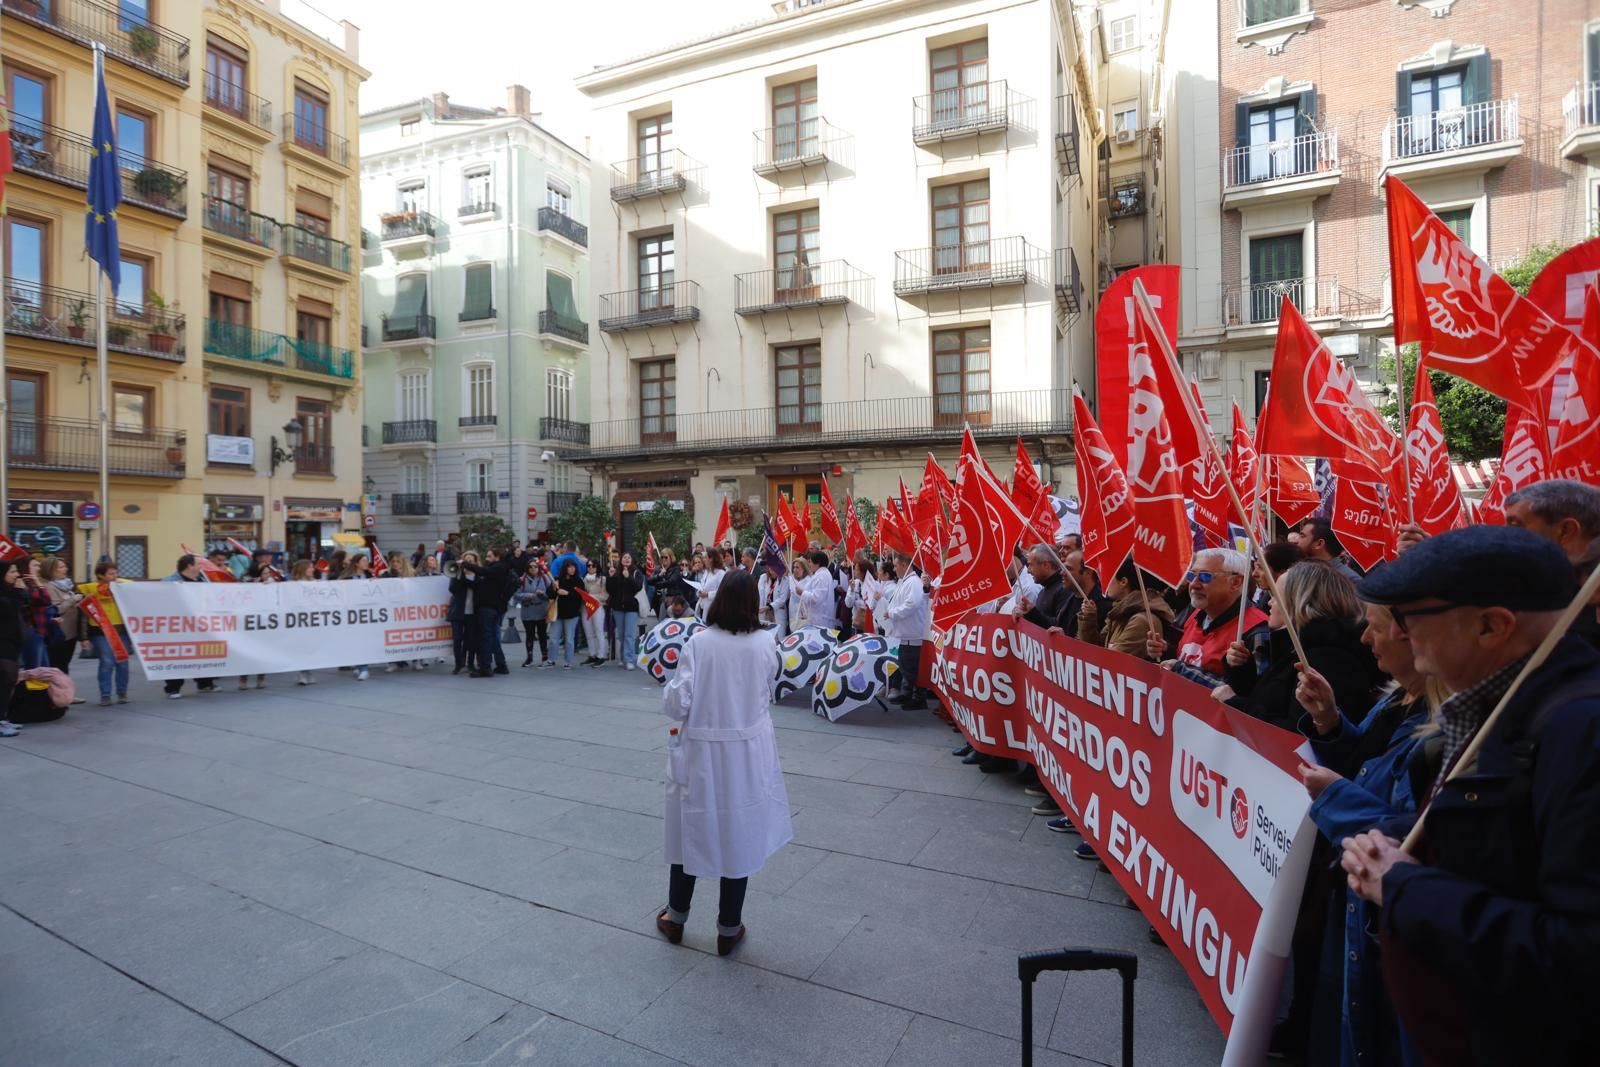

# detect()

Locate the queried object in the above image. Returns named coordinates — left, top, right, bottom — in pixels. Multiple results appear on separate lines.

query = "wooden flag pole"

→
left=1396, top=347, right=1417, bottom=525
left=1240, top=448, right=1269, bottom=643
left=1132, top=565, right=1161, bottom=643
left=1400, top=560, right=1600, bottom=854
left=1131, top=279, right=1309, bottom=668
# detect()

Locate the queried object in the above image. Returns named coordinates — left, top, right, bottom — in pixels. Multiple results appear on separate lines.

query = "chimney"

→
left=507, top=84, right=532, bottom=120
left=432, top=92, right=450, bottom=119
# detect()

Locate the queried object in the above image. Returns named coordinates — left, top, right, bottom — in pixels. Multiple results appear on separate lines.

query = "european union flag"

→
left=85, top=45, right=121, bottom=296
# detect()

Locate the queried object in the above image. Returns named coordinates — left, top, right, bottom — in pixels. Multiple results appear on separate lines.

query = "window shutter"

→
left=546, top=272, right=579, bottom=320
left=1396, top=71, right=1413, bottom=118
left=463, top=265, right=492, bottom=315
left=1234, top=101, right=1251, bottom=149
left=1589, top=29, right=1600, bottom=84
left=1464, top=55, right=1490, bottom=106
left=1295, top=88, right=1316, bottom=137
left=394, top=274, right=426, bottom=318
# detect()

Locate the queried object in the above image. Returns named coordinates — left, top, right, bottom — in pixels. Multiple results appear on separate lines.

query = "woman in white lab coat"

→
left=757, top=561, right=791, bottom=636
left=656, top=569, right=792, bottom=956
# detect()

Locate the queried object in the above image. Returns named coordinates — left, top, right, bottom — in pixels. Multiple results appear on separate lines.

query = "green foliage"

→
left=634, top=498, right=696, bottom=557
left=735, top=522, right=763, bottom=554
left=1498, top=241, right=1567, bottom=297
left=547, top=496, right=612, bottom=560
left=459, top=513, right=516, bottom=558
left=853, top=497, right=878, bottom=546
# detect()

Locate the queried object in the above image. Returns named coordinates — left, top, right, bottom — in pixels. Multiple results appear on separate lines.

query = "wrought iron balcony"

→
left=1223, top=129, right=1339, bottom=193
left=5, top=279, right=186, bottom=362
left=391, top=493, right=431, bottom=516
left=2, top=0, right=191, bottom=86
left=7, top=415, right=187, bottom=477
left=579, top=388, right=1070, bottom=461
left=457, top=491, right=498, bottom=514
left=1221, top=276, right=1353, bottom=327
left=609, top=149, right=695, bottom=202
left=539, top=417, right=589, bottom=445
left=547, top=491, right=581, bottom=514
left=380, top=210, right=440, bottom=242
left=1382, top=98, right=1521, bottom=170
left=283, top=115, right=349, bottom=166
left=1107, top=175, right=1146, bottom=219
left=1054, top=248, right=1082, bottom=317
left=383, top=420, right=437, bottom=444
left=538, top=309, right=588, bottom=344
left=282, top=225, right=353, bottom=274
left=203, top=75, right=272, bottom=131
left=381, top=314, right=436, bottom=343
left=203, top=197, right=280, bottom=250
left=458, top=415, right=498, bottom=428
left=536, top=206, right=588, bottom=247
left=1055, top=94, right=1081, bottom=177
left=458, top=201, right=497, bottom=218
left=752, top=117, right=847, bottom=174
left=598, top=281, right=701, bottom=332
left=8, top=120, right=188, bottom=218
left=203, top=319, right=356, bottom=380
left=293, top=442, right=333, bottom=475
left=894, top=236, right=1037, bottom=296
left=735, top=260, right=871, bottom=315
left=288, top=337, right=355, bottom=379
left=912, top=79, right=1026, bottom=145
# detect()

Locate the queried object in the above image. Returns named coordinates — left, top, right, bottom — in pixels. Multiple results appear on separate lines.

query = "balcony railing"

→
left=8, top=120, right=188, bottom=218
left=5, top=279, right=186, bottom=362
left=538, top=309, right=588, bottom=344
left=609, top=149, right=695, bottom=202
left=894, top=236, right=1037, bottom=296
left=381, top=314, right=436, bottom=342
left=1222, top=276, right=1353, bottom=326
left=380, top=211, right=440, bottom=242
left=8, top=415, right=186, bottom=477
left=283, top=115, right=350, bottom=166
left=1223, top=129, right=1338, bottom=187
left=1055, top=94, right=1081, bottom=177
left=203, top=320, right=356, bottom=380
left=580, top=388, right=1070, bottom=460
left=459, top=201, right=497, bottom=218
left=1054, top=248, right=1082, bottom=317
left=459, top=415, right=498, bottom=428
left=2, top=0, right=191, bottom=86
left=457, top=491, right=498, bottom=514
left=537, top=206, right=588, bottom=247
left=383, top=420, right=437, bottom=444
left=735, top=260, right=872, bottom=314
left=204, top=197, right=280, bottom=249
left=1383, top=97, right=1520, bottom=166
left=547, top=491, right=582, bottom=514
left=598, top=280, right=702, bottom=332
left=282, top=226, right=353, bottom=274
left=391, top=493, right=431, bottom=516
left=752, top=117, right=846, bottom=174
left=203, top=75, right=272, bottom=131
left=292, top=442, right=332, bottom=474
left=1566, top=82, right=1600, bottom=133
left=539, top=417, right=590, bottom=445
left=912, top=79, right=1024, bottom=144
left=1107, top=175, right=1146, bottom=219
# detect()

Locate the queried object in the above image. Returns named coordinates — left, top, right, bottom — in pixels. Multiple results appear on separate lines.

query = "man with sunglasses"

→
left=1336, top=525, right=1600, bottom=1066
left=1147, top=548, right=1268, bottom=689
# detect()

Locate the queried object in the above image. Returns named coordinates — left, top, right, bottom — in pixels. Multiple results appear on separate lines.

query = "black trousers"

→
left=164, top=677, right=215, bottom=694
left=524, top=619, right=549, bottom=659
left=451, top=618, right=478, bottom=671
left=898, top=641, right=925, bottom=698
left=47, top=638, right=74, bottom=673
left=668, top=864, right=748, bottom=929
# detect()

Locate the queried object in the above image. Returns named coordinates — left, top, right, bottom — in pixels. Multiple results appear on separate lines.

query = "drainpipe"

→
left=505, top=130, right=516, bottom=537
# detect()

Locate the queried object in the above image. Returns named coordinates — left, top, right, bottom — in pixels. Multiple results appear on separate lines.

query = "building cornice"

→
left=214, top=0, right=370, bottom=81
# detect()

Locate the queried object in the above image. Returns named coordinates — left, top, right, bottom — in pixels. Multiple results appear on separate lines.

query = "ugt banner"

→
left=932, top=616, right=1315, bottom=1055
left=113, top=578, right=453, bottom=678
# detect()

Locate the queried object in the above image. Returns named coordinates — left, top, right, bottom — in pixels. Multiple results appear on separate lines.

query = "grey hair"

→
left=1028, top=544, right=1063, bottom=571
left=1193, top=547, right=1249, bottom=577
left=1505, top=479, right=1600, bottom=537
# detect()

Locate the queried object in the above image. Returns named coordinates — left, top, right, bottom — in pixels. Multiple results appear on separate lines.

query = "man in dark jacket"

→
left=1337, top=526, right=1600, bottom=1065
left=461, top=546, right=513, bottom=676
left=161, top=555, right=218, bottom=697
left=1012, top=544, right=1072, bottom=631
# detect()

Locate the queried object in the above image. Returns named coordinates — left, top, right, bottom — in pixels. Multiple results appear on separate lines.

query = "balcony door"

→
left=772, top=79, right=818, bottom=161
left=932, top=179, right=989, bottom=276
left=1246, top=102, right=1296, bottom=181
left=6, top=371, right=45, bottom=463
left=399, top=371, right=430, bottom=423
left=768, top=477, right=822, bottom=544
left=639, top=358, right=676, bottom=445
left=638, top=234, right=674, bottom=314
left=774, top=343, right=821, bottom=435
left=637, top=112, right=672, bottom=183
left=295, top=398, right=331, bottom=474
left=1248, top=233, right=1304, bottom=323
left=930, top=39, right=988, bottom=128
left=933, top=326, right=991, bottom=427
left=773, top=208, right=819, bottom=301
left=204, top=35, right=248, bottom=116
left=5, top=216, right=47, bottom=316
left=5, top=66, right=49, bottom=141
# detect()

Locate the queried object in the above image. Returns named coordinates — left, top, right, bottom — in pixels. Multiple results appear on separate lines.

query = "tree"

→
left=634, top=498, right=695, bottom=557
left=735, top=522, right=763, bottom=554
left=548, top=496, right=612, bottom=560
left=459, top=513, right=516, bottom=557
left=853, top=496, right=879, bottom=548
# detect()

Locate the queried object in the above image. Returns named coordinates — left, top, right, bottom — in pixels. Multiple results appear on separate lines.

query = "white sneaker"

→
left=167, top=692, right=182, bottom=700
left=356, top=668, right=369, bottom=681
left=0, top=720, right=18, bottom=737
left=385, top=663, right=398, bottom=673
left=297, top=672, right=309, bottom=686
left=626, top=661, right=637, bottom=671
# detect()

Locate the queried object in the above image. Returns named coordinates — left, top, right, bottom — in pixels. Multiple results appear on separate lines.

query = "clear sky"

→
left=306, top=0, right=764, bottom=148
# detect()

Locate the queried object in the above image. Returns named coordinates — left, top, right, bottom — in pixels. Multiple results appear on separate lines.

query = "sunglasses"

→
left=1390, top=603, right=1463, bottom=634
left=1184, top=571, right=1221, bottom=584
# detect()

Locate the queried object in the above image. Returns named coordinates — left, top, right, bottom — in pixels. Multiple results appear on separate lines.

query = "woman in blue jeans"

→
left=76, top=560, right=131, bottom=703
left=606, top=553, right=645, bottom=669
left=551, top=559, right=584, bottom=669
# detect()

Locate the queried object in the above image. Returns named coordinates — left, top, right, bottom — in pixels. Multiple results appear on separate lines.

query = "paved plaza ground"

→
left=0, top=653, right=1223, bottom=1066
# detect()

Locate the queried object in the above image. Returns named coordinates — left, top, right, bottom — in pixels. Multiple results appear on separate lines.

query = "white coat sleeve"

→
left=662, top=638, right=695, bottom=723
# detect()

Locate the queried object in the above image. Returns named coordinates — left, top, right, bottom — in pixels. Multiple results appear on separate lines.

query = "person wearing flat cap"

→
left=1331, top=525, right=1600, bottom=1066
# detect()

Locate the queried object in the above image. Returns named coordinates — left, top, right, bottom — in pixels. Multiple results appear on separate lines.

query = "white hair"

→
left=1193, top=547, right=1248, bottom=578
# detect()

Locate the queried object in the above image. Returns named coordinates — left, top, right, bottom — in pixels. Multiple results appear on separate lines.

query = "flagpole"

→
left=96, top=267, right=110, bottom=558
left=1132, top=279, right=1309, bottom=667
left=1396, top=347, right=1416, bottom=525
left=0, top=219, right=8, bottom=541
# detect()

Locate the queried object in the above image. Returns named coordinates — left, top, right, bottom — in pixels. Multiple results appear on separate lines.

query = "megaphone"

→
left=443, top=560, right=460, bottom=578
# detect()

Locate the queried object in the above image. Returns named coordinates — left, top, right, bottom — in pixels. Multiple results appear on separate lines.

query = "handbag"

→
left=546, top=600, right=558, bottom=623
left=80, top=639, right=99, bottom=660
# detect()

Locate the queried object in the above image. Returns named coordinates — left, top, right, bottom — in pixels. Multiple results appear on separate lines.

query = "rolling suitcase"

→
left=1018, top=947, right=1137, bottom=1067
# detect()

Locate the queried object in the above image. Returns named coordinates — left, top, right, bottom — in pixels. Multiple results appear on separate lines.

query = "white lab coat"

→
left=759, top=572, right=791, bottom=635
left=883, top=572, right=931, bottom=644
left=802, top=567, right=840, bottom=630
left=695, top=568, right=725, bottom=621
left=662, top=627, right=793, bottom=879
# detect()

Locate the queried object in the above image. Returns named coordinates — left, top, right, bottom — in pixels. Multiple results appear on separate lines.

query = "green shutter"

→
left=393, top=274, right=426, bottom=318
left=1463, top=55, right=1490, bottom=106
left=463, top=265, right=492, bottom=316
left=1589, top=29, right=1600, bottom=84
left=1396, top=71, right=1413, bottom=118
left=546, top=272, right=579, bottom=322
left=1235, top=101, right=1250, bottom=149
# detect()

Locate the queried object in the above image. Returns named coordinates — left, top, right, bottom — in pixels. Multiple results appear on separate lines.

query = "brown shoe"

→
left=655, top=909, right=683, bottom=945
left=716, top=924, right=746, bottom=957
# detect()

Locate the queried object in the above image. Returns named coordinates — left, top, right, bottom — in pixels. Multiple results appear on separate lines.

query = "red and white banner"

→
left=113, top=577, right=453, bottom=678
left=932, top=616, right=1315, bottom=1049
left=931, top=429, right=1032, bottom=634
left=1405, top=363, right=1466, bottom=536
left=1072, top=390, right=1138, bottom=581
left=1096, top=265, right=1182, bottom=470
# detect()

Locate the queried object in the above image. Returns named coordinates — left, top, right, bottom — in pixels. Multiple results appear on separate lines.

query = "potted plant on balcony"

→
left=134, top=167, right=182, bottom=208
left=145, top=289, right=177, bottom=353
left=128, top=25, right=160, bottom=61
left=67, top=300, right=88, bottom=340
left=106, top=323, right=133, bottom=346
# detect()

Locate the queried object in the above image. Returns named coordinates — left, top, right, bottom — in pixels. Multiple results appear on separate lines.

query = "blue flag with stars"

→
left=85, top=45, right=121, bottom=296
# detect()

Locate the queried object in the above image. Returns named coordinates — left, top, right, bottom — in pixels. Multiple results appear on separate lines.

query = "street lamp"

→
left=270, top=419, right=304, bottom=474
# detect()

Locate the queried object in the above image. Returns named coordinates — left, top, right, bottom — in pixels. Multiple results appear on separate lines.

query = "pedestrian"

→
left=17, top=557, right=55, bottom=670
left=39, top=556, right=82, bottom=677
left=759, top=560, right=791, bottom=637
left=551, top=558, right=584, bottom=669
left=339, top=553, right=374, bottom=680
left=652, top=548, right=694, bottom=605
left=76, top=560, right=131, bottom=705
left=1012, top=544, right=1072, bottom=630
left=608, top=552, right=644, bottom=669
left=801, top=550, right=839, bottom=630
left=654, top=570, right=792, bottom=956
left=237, top=555, right=279, bottom=689
left=695, top=546, right=727, bottom=622
left=514, top=559, right=553, bottom=667
left=0, top=560, right=27, bottom=735
left=448, top=550, right=481, bottom=675
left=410, top=542, right=427, bottom=570
left=788, top=557, right=810, bottom=628
left=418, top=555, right=441, bottom=576
left=460, top=546, right=513, bottom=677
left=583, top=556, right=610, bottom=665
left=322, top=549, right=346, bottom=580
left=162, top=554, right=218, bottom=698
left=381, top=553, right=425, bottom=673
left=884, top=551, right=932, bottom=710
left=1147, top=547, right=1270, bottom=688
left=286, top=560, right=321, bottom=686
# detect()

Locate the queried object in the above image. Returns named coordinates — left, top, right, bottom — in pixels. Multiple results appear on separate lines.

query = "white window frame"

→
left=553, top=461, right=574, bottom=494
left=464, top=361, right=496, bottom=420
left=546, top=179, right=572, bottom=216
left=399, top=116, right=420, bottom=137
left=1112, top=104, right=1140, bottom=136
left=467, top=459, right=493, bottom=494
left=397, top=370, right=431, bottom=422
left=397, top=180, right=427, bottom=214
left=546, top=368, right=572, bottom=422
left=1108, top=15, right=1138, bottom=53
left=463, top=165, right=493, bottom=211
left=401, top=461, right=427, bottom=495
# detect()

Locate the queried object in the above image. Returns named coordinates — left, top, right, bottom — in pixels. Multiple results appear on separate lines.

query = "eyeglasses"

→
left=1184, top=571, right=1218, bottom=585
left=1390, top=603, right=1463, bottom=634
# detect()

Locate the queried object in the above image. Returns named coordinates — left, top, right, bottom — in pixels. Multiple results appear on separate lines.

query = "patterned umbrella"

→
left=812, top=633, right=900, bottom=721
left=637, top=616, right=705, bottom=685
left=773, top=626, right=838, bottom=700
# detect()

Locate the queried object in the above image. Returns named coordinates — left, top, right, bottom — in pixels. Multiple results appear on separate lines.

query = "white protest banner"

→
left=113, top=578, right=452, bottom=679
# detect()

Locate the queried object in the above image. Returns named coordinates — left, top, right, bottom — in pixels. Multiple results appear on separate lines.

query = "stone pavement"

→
left=0, top=652, right=1224, bottom=1066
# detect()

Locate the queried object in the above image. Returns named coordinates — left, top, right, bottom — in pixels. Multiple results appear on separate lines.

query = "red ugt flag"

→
left=1267, top=456, right=1321, bottom=528
left=1478, top=404, right=1552, bottom=526
left=1072, top=390, right=1138, bottom=581
left=843, top=493, right=868, bottom=561
left=1331, top=478, right=1397, bottom=572
left=877, top=497, right=916, bottom=555
left=819, top=477, right=843, bottom=545
left=774, top=494, right=800, bottom=547
left=712, top=495, right=732, bottom=548
left=646, top=532, right=660, bottom=576
left=1405, top=363, right=1466, bottom=536
left=1227, top=400, right=1261, bottom=528
left=932, top=428, right=1031, bottom=634
left=1011, top=439, right=1059, bottom=548
left=369, top=542, right=390, bottom=576
left=1185, top=382, right=1233, bottom=546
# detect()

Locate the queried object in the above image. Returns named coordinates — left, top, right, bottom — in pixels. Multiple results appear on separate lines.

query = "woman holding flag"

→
left=76, top=560, right=131, bottom=705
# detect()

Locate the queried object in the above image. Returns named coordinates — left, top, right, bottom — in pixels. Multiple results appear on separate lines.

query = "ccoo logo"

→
left=1229, top=787, right=1249, bottom=840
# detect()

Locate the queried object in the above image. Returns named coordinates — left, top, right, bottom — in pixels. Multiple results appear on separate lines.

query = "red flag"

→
left=925, top=454, right=956, bottom=508
left=369, top=541, right=390, bottom=577
left=774, top=494, right=799, bottom=546
left=225, top=537, right=253, bottom=557
left=0, top=532, right=27, bottom=562
left=1405, top=363, right=1466, bottom=536
left=913, top=456, right=945, bottom=537
left=932, top=428, right=1032, bottom=633
left=314, top=557, right=331, bottom=574
left=712, top=496, right=732, bottom=548
left=1096, top=265, right=1182, bottom=469
left=1545, top=284, right=1600, bottom=483
left=79, top=593, right=129, bottom=661
left=897, top=477, right=916, bottom=533
left=878, top=497, right=916, bottom=555
left=577, top=586, right=601, bottom=618
left=843, top=493, right=868, bottom=561
left=797, top=500, right=813, bottom=545
left=1227, top=400, right=1261, bottom=524
left=180, top=545, right=237, bottom=582
left=1267, top=456, right=1320, bottom=528
left=1011, top=440, right=1058, bottom=548
left=1185, top=382, right=1233, bottom=546
left=1387, top=174, right=1573, bottom=408
left=819, top=478, right=843, bottom=545
left=1477, top=404, right=1551, bottom=528
left=1330, top=478, right=1397, bottom=572
left=1072, top=390, right=1138, bottom=581
left=646, top=532, right=660, bottom=575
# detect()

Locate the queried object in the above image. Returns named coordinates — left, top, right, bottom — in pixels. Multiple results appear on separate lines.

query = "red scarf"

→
left=80, top=589, right=129, bottom=661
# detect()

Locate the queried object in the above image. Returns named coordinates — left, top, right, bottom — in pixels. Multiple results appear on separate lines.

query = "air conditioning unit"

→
left=1115, top=129, right=1136, bottom=145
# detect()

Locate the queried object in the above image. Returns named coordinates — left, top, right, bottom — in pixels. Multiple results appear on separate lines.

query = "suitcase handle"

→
left=1019, top=949, right=1137, bottom=1067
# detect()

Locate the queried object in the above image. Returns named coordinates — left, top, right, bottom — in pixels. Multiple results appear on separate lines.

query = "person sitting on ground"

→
left=1147, top=547, right=1269, bottom=689
left=1295, top=518, right=1361, bottom=581
left=1077, top=560, right=1175, bottom=659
